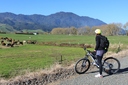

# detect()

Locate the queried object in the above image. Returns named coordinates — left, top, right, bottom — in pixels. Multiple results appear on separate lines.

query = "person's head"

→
left=95, top=29, right=101, bottom=35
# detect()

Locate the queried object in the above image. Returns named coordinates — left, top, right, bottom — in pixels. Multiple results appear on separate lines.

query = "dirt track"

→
left=56, top=56, right=128, bottom=85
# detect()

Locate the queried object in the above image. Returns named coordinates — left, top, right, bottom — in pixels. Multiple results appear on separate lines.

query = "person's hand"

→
left=104, top=49, right=108, bottom=53
left=92, top=50, right=96, bottom=55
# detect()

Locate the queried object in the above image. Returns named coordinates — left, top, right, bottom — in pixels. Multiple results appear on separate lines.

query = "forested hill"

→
left=0, top=12, right=107, bottom=32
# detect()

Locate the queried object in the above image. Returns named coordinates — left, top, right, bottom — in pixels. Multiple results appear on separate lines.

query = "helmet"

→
left=95, top=29, right=101, bottom=34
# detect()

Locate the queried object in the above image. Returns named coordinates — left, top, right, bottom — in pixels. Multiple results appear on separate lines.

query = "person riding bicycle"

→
left=94, top=29, right=106, bottom=78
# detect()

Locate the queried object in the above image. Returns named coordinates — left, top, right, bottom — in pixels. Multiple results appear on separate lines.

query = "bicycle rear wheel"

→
left=103, top=57, right=120, bottom=75
left=75, top=58, right=90, bottom=74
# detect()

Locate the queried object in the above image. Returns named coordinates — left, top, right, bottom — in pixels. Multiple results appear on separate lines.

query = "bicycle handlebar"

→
left=84, top=48, right=95, bottom=55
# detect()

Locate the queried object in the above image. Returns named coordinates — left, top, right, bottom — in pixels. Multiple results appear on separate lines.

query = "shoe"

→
left=95, top=74, right=103, bottom=78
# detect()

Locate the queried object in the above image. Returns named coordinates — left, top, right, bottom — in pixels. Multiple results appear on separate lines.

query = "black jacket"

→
left=95, top=34, right=105, bottom=50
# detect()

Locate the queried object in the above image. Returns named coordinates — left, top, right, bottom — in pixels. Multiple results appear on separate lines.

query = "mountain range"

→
left=0, top=12, right=107, bottom=32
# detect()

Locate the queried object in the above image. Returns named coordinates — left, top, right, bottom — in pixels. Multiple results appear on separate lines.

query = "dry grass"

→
left=0, top=63, right=76, bottom=85
left=104, top=49, right=128, bottom=58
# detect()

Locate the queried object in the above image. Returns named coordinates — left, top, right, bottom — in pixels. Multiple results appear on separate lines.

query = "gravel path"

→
left=57, top=56, right=128, bottom=85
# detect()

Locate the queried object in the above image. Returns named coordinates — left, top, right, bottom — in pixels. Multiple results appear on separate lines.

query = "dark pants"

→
left=96, top=50, right=104, bottom=75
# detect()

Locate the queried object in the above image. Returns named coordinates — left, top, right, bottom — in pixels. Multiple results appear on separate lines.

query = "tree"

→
left=91, top=24, right=120, bottom=36
left=51, top=28, right=63, bottom=34
left=123, top=22, right=128, bottom=35
left=51, top=27, right=77, bottom=35
left=107, top=24, right=120, bottom=36
left=68, top=27, right=77, bottom=35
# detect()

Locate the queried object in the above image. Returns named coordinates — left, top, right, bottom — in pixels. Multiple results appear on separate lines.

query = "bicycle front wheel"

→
left=75, top=58, right=90, bottom=74
left=103, top=57, right=120, bottom=75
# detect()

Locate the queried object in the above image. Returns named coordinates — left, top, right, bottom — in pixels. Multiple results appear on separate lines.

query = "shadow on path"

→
left=117, top=67, right=128, bottom=74
left=103, top=67, right=128, bottom=77
left=85, top=67, right=128, bottom=78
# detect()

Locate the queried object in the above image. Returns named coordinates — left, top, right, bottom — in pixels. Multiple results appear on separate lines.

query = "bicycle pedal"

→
left=93, top=62, right=96, bottom=65
left=92, top=62, right=98, bottom=66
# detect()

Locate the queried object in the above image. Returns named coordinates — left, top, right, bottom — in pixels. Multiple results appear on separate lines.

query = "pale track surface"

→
left=55, top=56, right=128, bottom=85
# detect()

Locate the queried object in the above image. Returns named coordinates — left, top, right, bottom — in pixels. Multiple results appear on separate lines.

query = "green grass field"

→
left=0, top=45, right=85, bottom=78
left=0, top=33, right=128, bottom=79
left=0, top=33, right=128, bottom=44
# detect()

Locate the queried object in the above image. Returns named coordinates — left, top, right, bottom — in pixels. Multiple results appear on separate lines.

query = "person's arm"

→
left=95, top=35, right=100, bottom=50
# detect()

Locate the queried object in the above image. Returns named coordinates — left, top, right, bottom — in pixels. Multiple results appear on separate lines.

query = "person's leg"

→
left=95, top=50, right=104, bottom=78
left=97, top=55, right=103, bottom=75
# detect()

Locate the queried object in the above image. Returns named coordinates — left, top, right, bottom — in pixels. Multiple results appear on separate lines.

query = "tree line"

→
left=51, top=23, right=128, bottom=36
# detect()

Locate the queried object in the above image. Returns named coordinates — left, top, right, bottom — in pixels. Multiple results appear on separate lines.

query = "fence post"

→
left=59, top=55, right=63, bottom=64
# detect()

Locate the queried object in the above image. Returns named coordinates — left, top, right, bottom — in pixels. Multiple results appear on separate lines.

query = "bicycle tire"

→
left=103, top=57, right=120, bottom=75
left=75, top=58, right=90, bottom=74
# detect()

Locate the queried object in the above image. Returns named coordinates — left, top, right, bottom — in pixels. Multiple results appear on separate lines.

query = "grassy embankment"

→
left=0, top=33, right=128, bottom=79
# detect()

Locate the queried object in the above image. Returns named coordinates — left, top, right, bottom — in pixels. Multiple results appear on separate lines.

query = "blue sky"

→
left=0, top=0, right=128, bottom=25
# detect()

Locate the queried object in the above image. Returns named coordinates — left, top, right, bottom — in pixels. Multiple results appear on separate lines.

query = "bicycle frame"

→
left=84, top=49, right=100, bottom=68
left=85, top=49, right=117, bottom=70
left=84, top=49, right=96, bottom=64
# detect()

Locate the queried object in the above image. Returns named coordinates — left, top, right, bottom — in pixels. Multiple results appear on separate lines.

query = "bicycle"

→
left=75, top=47, right=120, bottom=75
